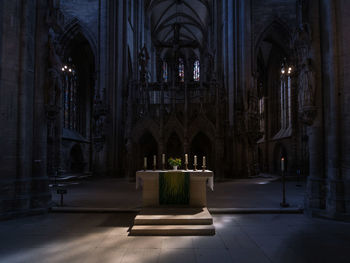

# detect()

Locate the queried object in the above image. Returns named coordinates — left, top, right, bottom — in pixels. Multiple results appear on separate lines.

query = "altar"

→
left=136, top=170, right=214, bottom=207
left=131, top=169, right=215, bottom=235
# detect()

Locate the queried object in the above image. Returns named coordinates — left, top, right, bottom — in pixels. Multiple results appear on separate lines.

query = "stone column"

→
left=320, top=0, right=348, bottom=219
left=106, top=0, right=128, bottom=175
left=305, top=121, right=326, bottom=211
left=0, top=1, right=51, bottom=218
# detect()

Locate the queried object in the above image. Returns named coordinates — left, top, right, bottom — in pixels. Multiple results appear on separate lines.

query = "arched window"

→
left=162, top=61, right=168, bottom=82
left=280, top=63, right=292, bottom=129
left=178, top=58, right=184, bottom=82
left=193, top=60, right=200, bottom=81
left=62, top=63, right=78, bottom=131
left=259, top=96, right=265, bottom=132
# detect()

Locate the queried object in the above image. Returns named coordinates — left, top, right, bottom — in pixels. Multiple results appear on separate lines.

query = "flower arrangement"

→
left=168, top=157, right=181, bottom=167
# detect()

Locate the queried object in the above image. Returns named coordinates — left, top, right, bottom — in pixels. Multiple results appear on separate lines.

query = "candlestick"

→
left=202, top=156, right=206, bottom=171
left=162, top=154, right=165, bottom=170
left=194, top=155, right=197, bottom=171
left=144, top=157, right=147, bottom=171
left=280, top=157, right=289, bottom=207
left=153, top=155, right=156, bottom=170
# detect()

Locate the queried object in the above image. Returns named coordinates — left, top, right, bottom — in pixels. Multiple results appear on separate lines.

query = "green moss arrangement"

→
left=168, top=157, right=181, bottom=167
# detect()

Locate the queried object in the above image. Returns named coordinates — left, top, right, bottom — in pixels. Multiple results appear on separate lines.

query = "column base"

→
left=304, top=177, right=326, bottom=209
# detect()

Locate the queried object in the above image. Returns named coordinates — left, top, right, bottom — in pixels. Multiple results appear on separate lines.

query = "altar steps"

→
left=130, top=207, right=215, bottom=236
left=130, top=224, right=215, bottom=236
left=134, top=207, right=213, bottom=225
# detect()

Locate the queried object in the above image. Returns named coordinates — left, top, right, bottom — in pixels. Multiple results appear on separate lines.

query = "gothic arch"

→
left=254, top=17, right=292, bottom=72
left=58, top=18, right=98, bottom=59
left=163, top=115, right=184, bottom=144
left=188, top=114, right=215, bottom=143
left=255, top=17, right=292, bottom=50
left=131, top=118, right=160, bottom=145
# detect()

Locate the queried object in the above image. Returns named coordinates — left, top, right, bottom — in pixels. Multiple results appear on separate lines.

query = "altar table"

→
left=136, top=170, right=214, bottom=207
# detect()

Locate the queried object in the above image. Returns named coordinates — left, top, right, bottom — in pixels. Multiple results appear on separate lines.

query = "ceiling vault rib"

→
left=149, top=0, right=211, bottom=50
left=152, top=1, right=177, bottom=34
left=181, top=1, right=206, bottom=29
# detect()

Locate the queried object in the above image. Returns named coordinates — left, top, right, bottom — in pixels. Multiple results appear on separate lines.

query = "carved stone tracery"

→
left=292, top=23, right=317, bottom=126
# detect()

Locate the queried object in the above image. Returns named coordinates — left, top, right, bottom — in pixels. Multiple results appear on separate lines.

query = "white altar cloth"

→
left=136, top=170, right=214, bottom=191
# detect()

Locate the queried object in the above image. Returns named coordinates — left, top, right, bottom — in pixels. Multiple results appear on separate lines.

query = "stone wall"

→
left=252, top=0, right=298, bottom=176
left=0, top=0, right=50, bottom=219
left=0, top=0, right=348, bottom=220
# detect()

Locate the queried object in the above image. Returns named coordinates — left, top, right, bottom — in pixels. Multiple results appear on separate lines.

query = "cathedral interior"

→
left=0, top=0, right=350, bottom=262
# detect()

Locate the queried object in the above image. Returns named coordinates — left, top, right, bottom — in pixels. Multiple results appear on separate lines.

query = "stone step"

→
left=130, top=224, right=215, bottom=236
left=134, top=207, right=213, bottom=225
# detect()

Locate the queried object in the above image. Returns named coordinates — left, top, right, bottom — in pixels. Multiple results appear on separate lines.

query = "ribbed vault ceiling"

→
left=147, top=0, right=211, bottom=49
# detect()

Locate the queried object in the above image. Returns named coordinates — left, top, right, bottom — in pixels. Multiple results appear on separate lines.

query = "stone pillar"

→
left=0, top=1, right=51, bottom=218
left=183, top=80, right=189, bottom=155
left=30, top=1, right=51, bottom=211
left=106, top=0, right=128, bottom=176
left=304, top=122, right=326, bottom=211
left=321, top=0, right=349, bottom=219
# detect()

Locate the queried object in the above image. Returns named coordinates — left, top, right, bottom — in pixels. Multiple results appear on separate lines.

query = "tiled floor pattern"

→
left=1, top=213, right=349, bottom=263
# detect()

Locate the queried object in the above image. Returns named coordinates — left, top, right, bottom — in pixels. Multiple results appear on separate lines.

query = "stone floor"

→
left=1, top=212, right=349, bottom=263
left=51, top=176, right=305, bottom=208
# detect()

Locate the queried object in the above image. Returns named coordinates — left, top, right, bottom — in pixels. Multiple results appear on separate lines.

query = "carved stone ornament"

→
left=138, top=45, right=150, bottom=84
left=46, top=30, right=63, bottom=120
left=292, top=23, right=311, bottom=66
left=298, top=59, right=317, bottom=125
left=292, top=23, right=317, bottom=126
left=93, top=95, right=108, bottom=152
left=299, top=106, right=317, bottom=126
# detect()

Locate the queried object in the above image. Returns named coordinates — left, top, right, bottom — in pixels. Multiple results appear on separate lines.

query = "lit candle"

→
left=144, top=157, right=147, bottom=169
left=153, top=155, right=157, bottom=167
left=203, top=156, right=206, bottom=167
left=185, top=154, right=188, bottom=164
left=281, top=157, right=285, bottom=172
left=194, top=155, right=197, bottom=165
left=162, top=154, right=165, bottom=165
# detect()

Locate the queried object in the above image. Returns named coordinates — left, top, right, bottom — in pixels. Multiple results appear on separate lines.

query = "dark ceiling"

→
left=147, top=0, right=211, bottom=48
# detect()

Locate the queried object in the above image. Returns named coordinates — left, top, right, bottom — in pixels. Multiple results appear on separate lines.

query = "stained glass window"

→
left=62, top=64, right=79, bottom=132
left=193, top=60, right=200, bottom=81
left=280, top=64, right=292, bottom=130
left=287, top=75, right=291, bottom=127
left=162, top=61, right=168, bottom=82
left=259, top=97, right=264, bottom=132
left=178, top=58, right=184, bottom=82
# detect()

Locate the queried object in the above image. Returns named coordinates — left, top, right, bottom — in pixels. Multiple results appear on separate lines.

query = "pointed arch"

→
left=131, top=118, right=160, bottom=145
left=254, top=17, right=292, bottom=66
left=188, top=114, right=215, bottom=143
left=164, top=114, right=184, bottom=143
left=58, top=18, right=98, bottom=59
